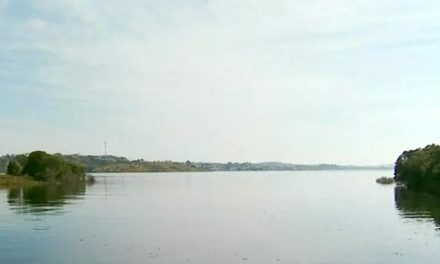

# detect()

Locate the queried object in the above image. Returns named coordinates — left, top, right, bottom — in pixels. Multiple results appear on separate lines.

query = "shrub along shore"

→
left=2, top=151, right=93, bottom=188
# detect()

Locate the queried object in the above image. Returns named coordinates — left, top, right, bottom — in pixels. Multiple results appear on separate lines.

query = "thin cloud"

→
left=1, top=0, right=439, bottom=164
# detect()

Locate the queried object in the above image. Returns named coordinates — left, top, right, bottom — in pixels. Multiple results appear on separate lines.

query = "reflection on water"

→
left=7, top=182, right=86, bottom=214
left=395, top=186, right=440, bottom=229
left=2, top=171, right=440, bottom=264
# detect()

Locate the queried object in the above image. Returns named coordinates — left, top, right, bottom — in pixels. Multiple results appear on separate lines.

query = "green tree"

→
left=395, top=144, right=440, bottom=195
left=7, top=161, right=22, bottom=176
left=22, top=151, right=86, bottom=182
left=15, top=154, right=28, bottom=168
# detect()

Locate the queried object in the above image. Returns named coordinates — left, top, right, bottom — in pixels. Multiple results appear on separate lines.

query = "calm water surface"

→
left=1, top=171, right=440, bottom=264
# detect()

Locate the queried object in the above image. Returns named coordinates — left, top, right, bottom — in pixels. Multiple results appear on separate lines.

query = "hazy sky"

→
left=1, top=0, right=439, bottom=164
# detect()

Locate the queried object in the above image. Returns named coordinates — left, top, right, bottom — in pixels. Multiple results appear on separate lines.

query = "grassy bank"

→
left=94, top=161, right=205, bottom=173
left=0, top=174, right=44, bottom=188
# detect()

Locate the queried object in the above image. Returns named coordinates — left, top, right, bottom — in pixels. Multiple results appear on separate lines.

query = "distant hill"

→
left=94, top=161, right=203, bottom=173
left=0, top=153, right=392, bottom=173
left=58, top=154, right=130, bottom=172
left=193, top=162, right=392, bottom=171
left=0, top=154, right=201, bottom=173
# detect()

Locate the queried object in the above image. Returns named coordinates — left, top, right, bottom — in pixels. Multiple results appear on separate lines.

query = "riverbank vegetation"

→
left=2, top=154, right=204, bottom=173
left=394, top=144, right=440, bottom=195
left=0, top=174, right=43, bottom=188
left=2, top=151, right=93, bottom=186
left=1, top=154, right=393, bottom=173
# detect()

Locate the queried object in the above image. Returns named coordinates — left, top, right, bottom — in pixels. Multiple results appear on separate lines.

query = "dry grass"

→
left=0, top=174, right=44, bottom=188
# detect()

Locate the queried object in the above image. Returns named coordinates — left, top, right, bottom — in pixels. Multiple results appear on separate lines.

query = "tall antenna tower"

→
left=104, top=141, right=107, bottom=156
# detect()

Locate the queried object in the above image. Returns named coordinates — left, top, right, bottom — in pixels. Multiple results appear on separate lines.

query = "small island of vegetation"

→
left=376, top=176, right=394, bottom=185
left=394, top=144, right=440, bottom=195
left=1, top=151, right=91, bottom=188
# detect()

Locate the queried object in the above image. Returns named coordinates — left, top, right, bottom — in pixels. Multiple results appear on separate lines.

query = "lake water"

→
left=1, top=171, right=440, bottom=264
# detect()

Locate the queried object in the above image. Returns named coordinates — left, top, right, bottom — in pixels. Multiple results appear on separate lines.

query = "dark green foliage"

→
left=394, top=144, right=440, bottom=195
left=7, top=161, right=22, bottom=176
left=1, top=154, right=28, bottom=173
left=14, top=154, right=28, bottom=168
left=376, top=176, right=394, bottom=184
left=21, top=151, right=86, bottom=183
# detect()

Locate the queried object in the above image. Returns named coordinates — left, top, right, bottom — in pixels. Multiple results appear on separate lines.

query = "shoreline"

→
left=0, top=174, right=44, bottom=188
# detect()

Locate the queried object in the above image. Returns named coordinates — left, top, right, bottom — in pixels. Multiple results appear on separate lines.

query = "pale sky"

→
left=1, top=0, right=439, bottom=165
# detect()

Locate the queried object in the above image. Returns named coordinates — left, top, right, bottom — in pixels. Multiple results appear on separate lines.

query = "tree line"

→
left=395, top=144, right=440, bottom=195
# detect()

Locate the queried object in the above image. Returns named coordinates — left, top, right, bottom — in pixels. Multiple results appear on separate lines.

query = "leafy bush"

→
left=7, top=161, right=22, bottom=176
left=18, top=151, right=86, bottom=183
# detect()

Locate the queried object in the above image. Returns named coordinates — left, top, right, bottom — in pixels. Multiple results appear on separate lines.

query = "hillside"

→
left=59, top=154, right=129, bottom=172
left=94, top=161, right=203, bottom=173
left=0, top=154, right=202, bottom=173
left=194, top=162, right=392, bottom=171
left=1, top=153, right=391, bottom=173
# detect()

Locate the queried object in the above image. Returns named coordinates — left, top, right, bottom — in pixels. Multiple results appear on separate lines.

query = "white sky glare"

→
left=1, top=0, right=439, bottom=165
